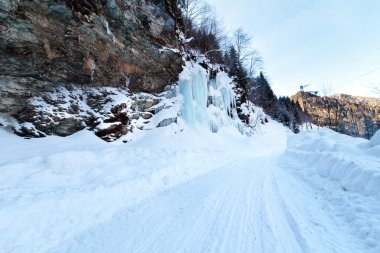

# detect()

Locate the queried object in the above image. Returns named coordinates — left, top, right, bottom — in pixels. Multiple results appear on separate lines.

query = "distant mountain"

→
left=291, top=92, right=380, bottom=139
left=331, top=94, right=380, bottom=108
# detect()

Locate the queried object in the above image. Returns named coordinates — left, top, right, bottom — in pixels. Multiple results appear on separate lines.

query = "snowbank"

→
left=369, top=129, right=380, bottom=147
left=282, top=128, right=380, bottom=197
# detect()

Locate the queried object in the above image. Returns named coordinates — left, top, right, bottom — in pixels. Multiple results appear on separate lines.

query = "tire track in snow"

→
left=49, top=161, right=263, bottom=253
left=48, top=156, right=374, bottom=253
left=270, top=173, right=311, bottom=253
left=206, top=167, right=255, bottom=253
left=278, top=163, right=380, bottom=252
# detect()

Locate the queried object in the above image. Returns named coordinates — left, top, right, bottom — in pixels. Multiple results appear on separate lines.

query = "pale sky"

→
left=207, top=0, right=380, bottom=98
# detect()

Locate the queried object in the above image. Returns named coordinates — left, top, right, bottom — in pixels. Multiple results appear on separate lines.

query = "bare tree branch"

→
left=247, top=51, right=263, bottom=77
left=233, top=28, right=252, bottom=62
left=230, top=28, right=262, bottom=77
left=319, top=83, right=333, bottom=97
left=179, top=0, right=211, bottom=34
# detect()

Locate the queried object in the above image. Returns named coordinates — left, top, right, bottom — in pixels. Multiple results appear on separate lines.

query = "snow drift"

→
left=282, top=128, right=380, bottom=197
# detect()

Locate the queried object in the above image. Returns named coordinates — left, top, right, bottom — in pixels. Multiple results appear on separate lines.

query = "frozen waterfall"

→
left=177, top=61, right=242, bottom=133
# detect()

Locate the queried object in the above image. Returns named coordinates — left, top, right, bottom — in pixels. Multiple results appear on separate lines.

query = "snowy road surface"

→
left=49, top=157, right=377, bottom=253
left=1, top=124, right=379, bottom=253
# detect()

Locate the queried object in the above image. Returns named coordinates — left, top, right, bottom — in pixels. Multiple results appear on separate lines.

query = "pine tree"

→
left=227, top=46, right=249, bottom=90
left=249, top=72, right=277, bottom=117
left=364, top=116, right=375, bottom=139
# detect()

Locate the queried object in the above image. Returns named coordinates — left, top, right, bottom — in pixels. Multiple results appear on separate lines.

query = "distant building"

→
left=300, top=85, right=318, bottom=96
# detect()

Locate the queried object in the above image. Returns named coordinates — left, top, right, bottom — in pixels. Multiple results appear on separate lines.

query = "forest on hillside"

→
left=179, top=0, right=379, bottom=138
left=179, top=0, right=310, bottom=133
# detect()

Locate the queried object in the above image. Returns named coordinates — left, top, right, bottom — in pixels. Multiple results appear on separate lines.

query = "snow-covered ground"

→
left=1, top=121, right=380, bottom=253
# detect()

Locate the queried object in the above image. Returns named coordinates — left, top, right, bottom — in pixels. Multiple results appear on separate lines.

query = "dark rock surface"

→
left=0, top=0, right=184, bottom=139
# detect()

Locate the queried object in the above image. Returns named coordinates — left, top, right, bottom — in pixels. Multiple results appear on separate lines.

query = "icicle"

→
left=179, top=78, right=196, bottom=125
left=178, top=61, right=244, bottom=133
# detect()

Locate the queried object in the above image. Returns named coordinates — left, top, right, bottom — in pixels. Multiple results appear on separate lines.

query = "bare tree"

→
left=318, top=84, right=334, bottom=128
left=232, top=28, right=262, bottom=76
left=179, top=0, right=211, bottom=34
left=233, top=28, right=252, bottom=62
left=247, top=52, right=262, bottom=77
left=319, top=83, right=333, bottom=97
left=198, top=10, right=227, bottom=45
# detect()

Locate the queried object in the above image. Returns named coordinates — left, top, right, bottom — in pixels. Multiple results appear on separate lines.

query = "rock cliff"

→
left=291, top=91, right=380, bottom=139
left=0, top=0, right=184, bottom=139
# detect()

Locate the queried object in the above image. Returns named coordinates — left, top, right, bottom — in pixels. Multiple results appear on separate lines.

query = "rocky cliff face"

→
left=291, top=92, right=380, bottom=139
left=0, top=0, right=184, bottom=139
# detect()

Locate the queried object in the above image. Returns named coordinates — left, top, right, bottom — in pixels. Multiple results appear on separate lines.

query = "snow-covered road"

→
left=1, top=124, right=379, bottom=253
left=48, top=155, right=377, bottom=253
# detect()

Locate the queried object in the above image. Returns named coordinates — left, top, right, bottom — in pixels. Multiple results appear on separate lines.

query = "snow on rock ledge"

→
left=0, top=85, right=163, bottom=142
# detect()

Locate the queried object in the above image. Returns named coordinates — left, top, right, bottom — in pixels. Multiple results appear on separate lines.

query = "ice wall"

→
left=178, top=61, right=242, bottom=133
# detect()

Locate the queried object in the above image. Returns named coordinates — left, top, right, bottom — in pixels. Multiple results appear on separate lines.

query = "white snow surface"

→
left=1, top=121, right=380, bottom=253
left=368, top=129, right=380, bottom=148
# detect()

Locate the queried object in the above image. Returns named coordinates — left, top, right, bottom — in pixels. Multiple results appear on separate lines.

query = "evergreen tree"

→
left=275, top=96, right=305, bottom=133
left=227, top=46, right=248, bottom=90
left=364, top=116, right=375, bottom=139
left=249, top=72, right=277, bottom=117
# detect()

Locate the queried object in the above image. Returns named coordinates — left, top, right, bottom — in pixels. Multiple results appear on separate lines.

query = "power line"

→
left=314, top=47, right=380, bottom=82
left=342, top=66, right=380, bottom=84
